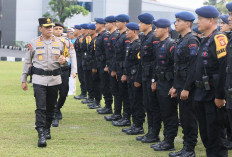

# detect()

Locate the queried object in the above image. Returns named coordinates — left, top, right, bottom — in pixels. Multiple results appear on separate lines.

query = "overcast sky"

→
left=159, top=0, right=205, bottom=9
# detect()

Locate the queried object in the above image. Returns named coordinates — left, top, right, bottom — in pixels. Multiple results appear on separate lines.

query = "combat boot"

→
left=37, top=128, right=47, bottom=147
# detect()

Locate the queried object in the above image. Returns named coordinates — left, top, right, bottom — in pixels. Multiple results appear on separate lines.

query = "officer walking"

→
left=135, top=13, right=161, bottom=144
left=51, top=22, right=77, bottom=127
left=74, top=24, right=87, bottom=100
left=111, top=14, right=131, bottom=127
left=21, top=18, right=66, bottom=147
left=194, top=6, right=228, bottom=157
left=168, top=12, right=199, bottom=156
left=91, top=18, right=113, bottom=109
left=121, top=22, right=145, bottom=135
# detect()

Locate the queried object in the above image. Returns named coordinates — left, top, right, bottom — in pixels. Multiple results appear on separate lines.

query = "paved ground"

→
left=0, top=48, right=26, bottom=58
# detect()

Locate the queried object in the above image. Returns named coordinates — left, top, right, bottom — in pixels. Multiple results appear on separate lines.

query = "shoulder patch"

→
left=214, top=34, right=228, bottom=59
left=153, top=41, right=159, bottom=44
left=169, top=45, right=175, bottom=53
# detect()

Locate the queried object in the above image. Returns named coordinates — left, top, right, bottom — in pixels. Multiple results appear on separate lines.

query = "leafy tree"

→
left=204, top=0, right=232, bottom=14
left=43, top=0, right=89, bottom=23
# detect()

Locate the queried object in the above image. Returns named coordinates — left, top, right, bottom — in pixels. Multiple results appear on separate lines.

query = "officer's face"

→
left=95, top=23, right=104, bottom=32
left=67, top=29, right=74, bottom=38
left=106, top=22, right=112, bottom=31
left=154, top=27, right=168, bottom=39
left=39, top=26, right=53, bottom=38
left=126, top=29, right=133, bottom=39
left=220, top=21, right=230, bottom=32
left=53, top=26, right=63, bottom=37
left=197, top=16, right=211, bottom=33
left=228, top=12, right=232, bottom=29
left=74, top=29, right=80, bottom=36
left=89, top=30, right=96, bottom=36
left=139, top=22, right=150, bottom=32
left=116, top=21, right=126, bottom=30
left=175, top=18, right=188, bottom=33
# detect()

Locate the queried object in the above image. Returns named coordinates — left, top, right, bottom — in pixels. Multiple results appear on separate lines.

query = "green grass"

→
left=0, top=61, right=231, bottom=157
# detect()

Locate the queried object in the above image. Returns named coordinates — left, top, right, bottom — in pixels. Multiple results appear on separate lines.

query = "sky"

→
left=158, top=0, right=205, bottom=9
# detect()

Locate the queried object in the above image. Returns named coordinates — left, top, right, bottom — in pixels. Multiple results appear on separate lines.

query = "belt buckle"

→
left=46, top=70, right=52, bottom=76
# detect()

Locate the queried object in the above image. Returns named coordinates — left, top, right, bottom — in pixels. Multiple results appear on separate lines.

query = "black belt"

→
left=61, top=66, right=70, bottom=71
left=33, top=67, right=61, bottom=76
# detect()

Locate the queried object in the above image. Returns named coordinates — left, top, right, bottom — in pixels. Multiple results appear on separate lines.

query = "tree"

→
left=43, top=0, right=89, bottom=23
left=203, top=0, right=232, bottom=14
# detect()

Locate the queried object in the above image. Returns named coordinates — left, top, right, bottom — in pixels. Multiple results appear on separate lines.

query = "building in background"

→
left=0, top=0, right=197, bottom=46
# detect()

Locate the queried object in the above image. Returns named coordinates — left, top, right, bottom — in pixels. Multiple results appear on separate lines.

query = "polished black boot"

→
left=169, top=144, right=195, bottom=157
left=112, top=116, right=131, bottom=127
left=152, top=139, right=175, bottom=151
left=74, top=94, right=87, bottom=100
left=81, top=98, right=94, bottom=104
left=122, top=124, right=136, bottom=133
left=89, top=102, right=101, bottom=109
left=44, top=128, right=51, bottom=140
left=126, top=125, right=144, bottom=135
left=37, top=128, right=47, bottom=147
left=141, top=128, right=160, bottom=143
left=136, top=127, right=152, bottom=141
left=97, top=106, right=112, bottom=114
left=104, top=114, right=122, bottom=121
left=52, top=117, right=59, bottom=127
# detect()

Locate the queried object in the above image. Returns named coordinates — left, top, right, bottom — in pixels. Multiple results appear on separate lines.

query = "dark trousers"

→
left=157, top=90, right=178, bottom=142
left=127, top=78, right=145, bottom=127
left=195, top=100, right=228, bottom=157
left=33, top=84, right=59, bottom=130
left=57, top=70, right=69, bottom=110
left=77, top=66, right=87, bottom=95
left=143, top=81, right=161, bottom=135
left=110, top=75, right=122, bottom=114
left=98, top=67, right=113, bottom=107
left=92, top=71, right=101, bottom=102
left=117, top=74, right=130, bottom=117
left=84, top=69, right=94, bottom=99
left=177, top=90, right=198, bottom=147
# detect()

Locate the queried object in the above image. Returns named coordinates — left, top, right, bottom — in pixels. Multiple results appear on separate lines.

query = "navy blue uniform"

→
left=136, top=31, right=161, bottom=136
left=94, top=30, right=113, bottom=107
left=124, top=39, right=145, bottom=127
left=195, top=29, right=228, bottom=157
left=153, top=37, right=178, bottom=143
left=74, top=36, right=87, bottom=96
left=173, top=32, right=199, bottom=148
left=111, top=31, right=131, bottom=118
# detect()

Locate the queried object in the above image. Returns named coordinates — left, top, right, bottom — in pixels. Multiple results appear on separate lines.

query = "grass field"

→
left=0, top=61, right=231, bottom=157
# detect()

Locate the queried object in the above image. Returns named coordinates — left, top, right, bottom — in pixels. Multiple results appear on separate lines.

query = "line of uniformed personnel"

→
left=21, top=2, right=232, bottom=157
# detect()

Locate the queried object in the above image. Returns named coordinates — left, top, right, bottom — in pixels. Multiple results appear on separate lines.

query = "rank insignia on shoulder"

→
left=214, top=34, right=228, bottom=59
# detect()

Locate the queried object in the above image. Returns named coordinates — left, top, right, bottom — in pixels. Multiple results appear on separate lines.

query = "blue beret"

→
left=88, top=24, right=96, bottom=30
left=220, top=15, right=229, bottom=24
left=175, top=11, right=195, bottom=21
left=193, top=26, right=202, bottom=34
left=105, top=16, right=116, bottom=23
left=138, top=13, right=154, bottom=24
left=80, top=24, right=89, bottom=29
left=195, top=6, right=219, bottom=18
left=126, top=22, right=139, bottom=30
left=95, top=18, right=106, bottom=24
left=153, top=18, right=171, bottom=28
left=226, top=2, right=232, bottom=12
left=115, top=14, right=130, bottom=22
left=74, top=25, right=81, bottom=30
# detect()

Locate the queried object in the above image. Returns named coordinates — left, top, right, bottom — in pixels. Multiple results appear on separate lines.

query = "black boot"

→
left=82, top=98, right=94, bottom=104
left=141, top=128, right=160, bottom=143
left=97, top=106, right=112, bottom=114
left=152, top=139, right=175, bottom=151
left=112, top=116, right=131, bottom=127
left=52, top=117, right=59, bottom=127
left=74, top=94, right=87, bottom=100
left=37, top=128, right=47, bottom=147
left=57, top=110, right=62, bottom=120
left=89, top=102, right=101, bottom=109
left=44, top=128, right=51, bottom=140
left=169, top=144, right=195, bottom=157
left=122, top=124, right=136, bottom=133
left=126, top=125, right=144, bottom=135
left=136, top=127, right=152, bottom=141
left=104, top=114, right=122, bottom=121
left=87, top=101, right=96, bottom=107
